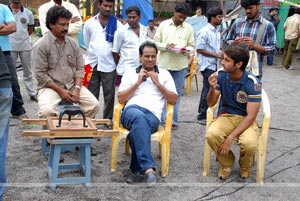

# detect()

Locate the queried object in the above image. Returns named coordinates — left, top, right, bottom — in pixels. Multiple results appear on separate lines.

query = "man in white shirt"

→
left=8, top=0, right=37, bottom=102
left=112, top=6, right=147, bottom=79
left=84, top=0, right=122, bottom=120
left=146, top=19, right=157, bottom=40
left=38, top=0, right=82, bottom=42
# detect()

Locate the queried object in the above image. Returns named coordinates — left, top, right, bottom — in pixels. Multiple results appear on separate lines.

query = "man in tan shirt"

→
left=32, top=6, right=99, bottom=118
left=282, top=8, right=300, bottom=70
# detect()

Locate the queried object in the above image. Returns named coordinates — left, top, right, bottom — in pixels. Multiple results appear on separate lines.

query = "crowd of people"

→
left=1, top=0, right=300, bottom=198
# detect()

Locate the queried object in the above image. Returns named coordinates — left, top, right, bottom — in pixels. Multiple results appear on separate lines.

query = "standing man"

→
left=226, top=0, right=277, bottom=79
left=8, top=0, right=37, bottom=101
left=146, top=19, right=157, bottom=40
left=206, top=43, right=261, bottom=180
left=0, top=47, right=13, bottom=201
left=193, top=6, right=207, bottom=20
left=282, top=8, right=300, bottom=70
left=84, top=0, right=123, bottom=121
left=196, top=7, right=223, bottom=125
left=38, top=0, right=82, bottom=42
left=112, top=6, right=147, bottom=80
left=32, top=6, right=99, bottom=119
left=266, top=7, right=280, bottom=66
left=0, top=3, right=27, bottom=119
left=118, top=41, right=177, bottom=183
left=154, top=2, right=194, bottom=130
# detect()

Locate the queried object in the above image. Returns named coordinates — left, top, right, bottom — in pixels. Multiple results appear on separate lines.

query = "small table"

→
left=23, top=117, right=118, bottom=190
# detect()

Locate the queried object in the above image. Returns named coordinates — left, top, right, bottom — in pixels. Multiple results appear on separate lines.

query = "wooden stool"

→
left=47, top=138, right=95, bottom=190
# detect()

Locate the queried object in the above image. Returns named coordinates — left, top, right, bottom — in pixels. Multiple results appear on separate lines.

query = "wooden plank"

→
left=22, top=119, right=47, bottom=126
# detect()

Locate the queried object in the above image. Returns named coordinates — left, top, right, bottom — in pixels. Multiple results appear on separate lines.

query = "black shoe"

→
left=126, top=172, right=144, bottom=183
left=145, top=171, right=157, bottom=183
left=91, top=147, right=97, bottom=156
left=30, top=95, right=38, bottom=102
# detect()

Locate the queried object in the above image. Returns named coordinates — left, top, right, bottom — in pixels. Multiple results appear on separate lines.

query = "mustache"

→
left=61, top=29, right=68, bottom=33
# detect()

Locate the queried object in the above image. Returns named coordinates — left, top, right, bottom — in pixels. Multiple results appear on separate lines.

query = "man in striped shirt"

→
left=226, top=0, right=277, bottom=79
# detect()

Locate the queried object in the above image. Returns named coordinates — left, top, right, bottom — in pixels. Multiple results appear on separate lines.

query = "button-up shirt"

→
left=84, top=14, right=123, bottom=72
left=284, top=14, right=300, bottom=40
left=226, top=15, right=277, bottom=76
left=112, top=23, right=147, bottom=75
left=154, top=18, right=195, bottom=71
left=32, top=32, right=84, bottom=90
left=196, top=23, right=221, bottom=71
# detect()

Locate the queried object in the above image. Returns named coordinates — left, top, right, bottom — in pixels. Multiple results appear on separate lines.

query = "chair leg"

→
left=186, top=75, right=192, bottom=97
left=158, top=142, right=162, bottom=158
left=160, top=141, right=170, bottom=177
left=125, top=139, right=130, bottom=155
left=256, top=136, right=267, bottom=185
left=110, top=134, right=121, bottom=172
left=203, top=139, right=212, bottom=176
left=194, top=74, right=199, bottom=91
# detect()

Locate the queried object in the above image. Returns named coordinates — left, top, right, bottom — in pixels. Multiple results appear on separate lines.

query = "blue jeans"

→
left=198, top=69, right=216, bottom=120
left=0, top=88, right=13, bottom=199
left=3, top=52, right=26, bottom=116
left=161, top=68, right=187, bottom=126
left=121, top=105, right=160, bottom=173
left=267, top=55, right=273, bottom=65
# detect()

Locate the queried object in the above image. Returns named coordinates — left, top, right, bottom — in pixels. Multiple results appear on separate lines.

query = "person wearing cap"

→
left=266, top=7, right=280, bottom=66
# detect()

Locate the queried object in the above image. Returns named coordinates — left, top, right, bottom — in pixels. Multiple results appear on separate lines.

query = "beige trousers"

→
left=206, top=114, right=259, bottom=169
left=37, top=87, right=99, bottom=118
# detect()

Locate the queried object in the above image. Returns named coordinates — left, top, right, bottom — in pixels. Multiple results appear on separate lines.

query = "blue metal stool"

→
left=47, top=138, right=95, bottom=190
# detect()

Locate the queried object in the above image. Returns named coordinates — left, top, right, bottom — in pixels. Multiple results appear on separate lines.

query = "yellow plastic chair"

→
left=111, top=102, right=174, bottom=177
left=202, top=88, right=271, bottom=184
left=185, top=55, right=199, bottom=96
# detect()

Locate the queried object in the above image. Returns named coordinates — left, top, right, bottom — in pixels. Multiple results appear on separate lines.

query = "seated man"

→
left=118, top=41, right=178, bottom=183
left=206, top=44, right=262, bottom=180
left=32, top=6, right=99, bottom=119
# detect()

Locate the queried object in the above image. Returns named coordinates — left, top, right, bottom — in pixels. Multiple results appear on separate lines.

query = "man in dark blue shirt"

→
left=206, top=43, right=262, bottom=180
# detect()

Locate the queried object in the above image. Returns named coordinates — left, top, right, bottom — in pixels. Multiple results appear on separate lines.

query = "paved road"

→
left=4, top=53, right=300, bottom=201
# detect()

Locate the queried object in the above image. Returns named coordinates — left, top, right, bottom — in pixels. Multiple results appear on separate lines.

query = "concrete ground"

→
left=3, top=53, right=300, bottom=201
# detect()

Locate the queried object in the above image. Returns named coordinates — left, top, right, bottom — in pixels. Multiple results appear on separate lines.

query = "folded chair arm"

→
left=163, top=103, right=174, bottom=138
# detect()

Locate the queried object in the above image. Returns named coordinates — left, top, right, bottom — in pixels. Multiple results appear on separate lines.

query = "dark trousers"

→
left=87, top=67, right=116, bottom=119
left=3, top=51, right=26, bottom=116
left=198, top=68, right=216, bottom=120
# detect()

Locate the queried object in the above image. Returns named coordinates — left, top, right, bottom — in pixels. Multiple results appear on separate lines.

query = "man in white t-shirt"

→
left=118, top=41, right=177, bottom=184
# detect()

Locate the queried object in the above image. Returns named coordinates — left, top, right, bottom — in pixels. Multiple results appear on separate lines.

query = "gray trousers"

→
left=11, top=50, right=36, bottom=97
left=87, top=67, right=116, bottom=120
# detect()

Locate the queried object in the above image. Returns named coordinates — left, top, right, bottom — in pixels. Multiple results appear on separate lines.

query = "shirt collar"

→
left=8, top=4, right=24, bottom=12
left=49, top=31, right=67, bottom=45
left=243, top=14, right=263, bottom=24
left=169, top=18, right=185, bottom=28
left=207, top=23, right=219, bottom=31
left=226, top=70, right=249, bottom=84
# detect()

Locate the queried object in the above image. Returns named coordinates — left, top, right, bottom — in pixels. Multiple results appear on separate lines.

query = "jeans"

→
left=0, top=88, right=13, bottom=199
left=266, top=55, right=273, bottom=65
left=161, top=68, right=187, bottom=126
left=121, top=105, right=160, bottom=173
left=3, top=52, right=26, bottom=116
left=198, top=68, right=216, bottom=120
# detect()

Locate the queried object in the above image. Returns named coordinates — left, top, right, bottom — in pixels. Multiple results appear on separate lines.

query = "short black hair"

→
left=98, top=0, right=114, bottom=4
left=269, top=7, right=279, bottom=13
left=126, top=6, right=141, bottom=16
left=241, top=0, right=260, bottom=8
left=207, top=7, right=223, bottom=23
left=175, top=2, right=190, bottom=15
left=46, top=6, right=72, bottom=30
left=139, top=41, right=158, bottom=56
left=295, top=8, right=300, bottom=15
left=148, top=19, right=154, bottom=23
left=224, top=44, right=249, bottom=71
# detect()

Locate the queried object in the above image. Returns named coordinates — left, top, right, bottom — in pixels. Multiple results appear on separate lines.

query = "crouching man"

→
left=32, top=6, right=99, bottom=118
left=118, top=41, right=177, bottom=183
left=206, top=44, right=262, bottom=180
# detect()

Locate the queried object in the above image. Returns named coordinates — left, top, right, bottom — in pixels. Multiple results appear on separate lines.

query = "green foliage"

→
left=154, top=11, right=173, bottom=18
left=27, top=7, right=36, bottom=15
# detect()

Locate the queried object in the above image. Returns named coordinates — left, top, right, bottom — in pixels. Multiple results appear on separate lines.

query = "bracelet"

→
left=75, top=85, right=81, bottom=90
